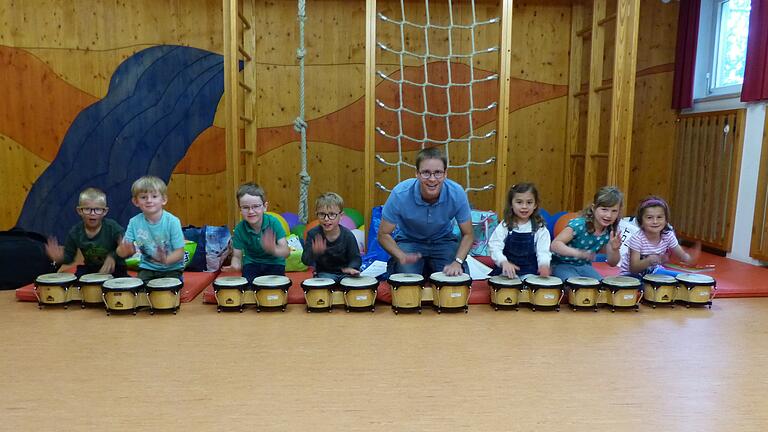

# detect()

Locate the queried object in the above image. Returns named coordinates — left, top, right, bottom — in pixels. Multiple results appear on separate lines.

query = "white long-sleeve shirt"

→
left=488, top=220, right=552, bottom=268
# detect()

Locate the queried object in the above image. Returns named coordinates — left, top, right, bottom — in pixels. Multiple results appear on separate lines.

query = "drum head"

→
left=103, top=277, right=144, bottom=290
left=79, top=273, right=113, bottom=284
left=566, top=276, right=600, bottom=287
left=252, top=275, right=291, bottom=286
left=36, top=273, right=77, bottom=284
left=675, top=273, right=715, bottom=285
left=602, top=276, right=641, bottom=288
left=388, top=273, right=424, bottom=284
left=301, top=277, right=336, bottom=288
left=642, top=274, right=677, bottom=284
left=340, top=276, right=378, bottom=288
left=488, top=275, right=523, bottom=287
left=147, top=277, right=183, bottom=289
left=429, top=272, right=471, bottom=285
left=525, top=275, right=563, bottom=287
left=214, top=276, right=248, bottom=287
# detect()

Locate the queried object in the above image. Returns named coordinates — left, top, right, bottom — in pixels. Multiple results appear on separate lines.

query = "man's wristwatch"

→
left=454, top=257, right=464, bottom=265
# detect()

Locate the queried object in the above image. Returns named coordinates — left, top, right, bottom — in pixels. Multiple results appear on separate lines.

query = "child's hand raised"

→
left=116, top=238, right=136, bottom=258
left=608, top=230, right=622, bottom=251
left=683, top=241, right=701, bottom=266
left=45, top=237, right=65, bottom=263
left=260, top=229, right=277, bottom=255
left=501, top=261, right=520, bottom=278
left=311, top=235, right=327, bottom=255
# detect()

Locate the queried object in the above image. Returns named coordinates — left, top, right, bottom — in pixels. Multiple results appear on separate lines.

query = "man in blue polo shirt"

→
left=377, top=147, right=474, bottom=277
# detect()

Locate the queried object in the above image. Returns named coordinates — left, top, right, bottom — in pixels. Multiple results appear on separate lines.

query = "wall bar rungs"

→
left=590, top=152, right=609, bottom=158
left=573, top=90, right=588, bottom=97
left=576, top=27, right=592, bottom=37
left=239, top=148, right=254, bottom=154
left=598, top=13, right=616, bottom=26
left=238, top=11, right=252, bottom=30
left=594, top=84, right=613, bottom=92
left=240, top=115, right=254, bottom=123
left=238, top=81, right=252, bottom=92
left=238, top=45, right=252, bottom=62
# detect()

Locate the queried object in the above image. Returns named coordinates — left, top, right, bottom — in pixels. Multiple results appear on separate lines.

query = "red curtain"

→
left=742, top=0, right=768, bottom=102
left=672, top=0, right=702, bottom=110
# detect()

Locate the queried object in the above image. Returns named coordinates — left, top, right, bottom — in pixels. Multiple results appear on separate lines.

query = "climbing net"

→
left=375, top=0, right=500, bottom=193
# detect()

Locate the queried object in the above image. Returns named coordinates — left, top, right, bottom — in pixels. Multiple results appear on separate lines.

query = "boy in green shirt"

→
left=45, top=187, right=128, bottom=277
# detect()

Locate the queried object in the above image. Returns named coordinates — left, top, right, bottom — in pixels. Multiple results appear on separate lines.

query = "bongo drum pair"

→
left=301, top=276, right=378, bottom=312
left=675, top=274, right=716, bottom=308
left=213, top=275, right=291, bottom=312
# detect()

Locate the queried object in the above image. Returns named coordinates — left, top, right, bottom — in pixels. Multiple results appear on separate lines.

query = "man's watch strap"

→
left=455, top=257, right=464, bottom=265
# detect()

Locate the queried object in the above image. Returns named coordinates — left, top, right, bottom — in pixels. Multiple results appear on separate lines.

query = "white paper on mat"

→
left=360, top=260, right=388, bottom=278
left=467, top=255, right=493, bottom=280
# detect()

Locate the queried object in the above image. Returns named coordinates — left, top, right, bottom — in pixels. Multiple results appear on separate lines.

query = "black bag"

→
left=0, top=228, right=58, bottom=290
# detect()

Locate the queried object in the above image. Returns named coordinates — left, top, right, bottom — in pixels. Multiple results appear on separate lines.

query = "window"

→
left=695, top=0, right=751, bottom=99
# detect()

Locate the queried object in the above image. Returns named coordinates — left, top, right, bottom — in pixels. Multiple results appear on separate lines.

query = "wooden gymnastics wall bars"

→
left=750, top=109, right=768, bottom=261
left=671, top=110, right=745, bottom=253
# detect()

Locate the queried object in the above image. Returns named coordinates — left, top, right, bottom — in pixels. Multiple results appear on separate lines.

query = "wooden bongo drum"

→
left=146, top=277, right=182, bottom=314
left=77, top=273, right=113, bottom=308
left=301, top=277, right=335, bottom=312
left=388, top=273, right=425, bottom=314
left=34, top=273, right=77, bottom=309
left=252, top=275, right=291, bottom=312
left=675, top=273, right=716, bottom=308
left=565, top=276, right=601, bottom=311
left=526, top=275, right=564, bottom=311
left=602, top=276, right=642, bottom=312
left=213, top=276, right=249, bottom=312
left=642, top=274, right=677, bottom=308
left=102, top=277, right=143, bottom=315
left=429, top=272, right=471, bottom=314
left=488, top=275, right=523, bottom=311
left=339, top=276, right=378, bottom=312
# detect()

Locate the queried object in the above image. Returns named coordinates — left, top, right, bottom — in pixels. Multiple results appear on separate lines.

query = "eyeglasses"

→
left=78, top=207, right=107, bottom=215
left=240, top=204, right=264, bottom=212
left=418, top=170, right=445, bottom=180
left=316, top=212, right=339, bottom=221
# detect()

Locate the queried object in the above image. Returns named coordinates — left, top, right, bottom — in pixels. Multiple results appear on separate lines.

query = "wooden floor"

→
left=2, top=291, right=768, bottom=432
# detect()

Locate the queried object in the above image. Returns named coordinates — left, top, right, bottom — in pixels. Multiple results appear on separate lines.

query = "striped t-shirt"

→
left=619, top=229, right=679, bottom=273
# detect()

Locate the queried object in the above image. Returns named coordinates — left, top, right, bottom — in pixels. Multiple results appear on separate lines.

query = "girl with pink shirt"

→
left=619, top=196, right=700, bottom=278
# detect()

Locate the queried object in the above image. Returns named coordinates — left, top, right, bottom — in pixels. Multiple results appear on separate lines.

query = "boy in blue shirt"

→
left=116, top=176, right=185, bottom=282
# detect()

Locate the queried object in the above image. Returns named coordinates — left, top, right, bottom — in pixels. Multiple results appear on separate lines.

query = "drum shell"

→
left=488, top=278, right=523, bottom=307
left=103, top=288, right=139, bottom=311
left=255, top=288, right=288, bottom=308
left=527, top=279, right=563, bottom=307
left=344, top=287, right=376, bottom=308
left=80, top=282, right=105, bottom=304
left=602, top=277, right=642, bottom=307
left=642, top=281, right=676, bottom=304
left=213, top=279, right=248, bottom=308
left=302, top=279, right=335, bottom=310
left=675, top=282, right=715, bottom=304
left=565, top=279, right=601, bottom=307
left=148, top=288, right=181, bottom=310
left=390, top=284, right=423, bottom=309
left=433, top=284, right=470, bottom=308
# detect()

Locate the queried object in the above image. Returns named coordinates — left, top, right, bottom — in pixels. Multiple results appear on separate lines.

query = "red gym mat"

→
left=202, top=270, right=312, bottom=304
left=15, top=271, right=218, bottom=303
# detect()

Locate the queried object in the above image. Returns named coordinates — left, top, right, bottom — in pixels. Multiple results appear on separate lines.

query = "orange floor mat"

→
left=15, top=271, right=217, bottom=303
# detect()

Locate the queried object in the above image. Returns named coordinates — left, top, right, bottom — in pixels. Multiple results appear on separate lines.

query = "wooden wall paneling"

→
left=0, top=136, right=47, bottom=229
left=495, top=0, right=513, bottom=215
left=606, top=0, right=640, bottom=198
left=750, top=109, right=768, bottom=261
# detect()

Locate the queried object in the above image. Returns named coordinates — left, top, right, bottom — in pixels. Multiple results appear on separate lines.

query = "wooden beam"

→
left=364, top=0, right=376, bottom=240
left=564, top=2, right=584, bottom=211
left=223, top=0, right=240, bottom=228
left=607, top=0, right=640, bottom=198
left=494, top=0, right=514, bottom=216
left=583, top=0, right=607, bottom=207
left=243, top=0, right=258, bottom=183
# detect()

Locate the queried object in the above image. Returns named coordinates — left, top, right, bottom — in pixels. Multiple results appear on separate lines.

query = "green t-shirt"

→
left=232, top=214, right=286, bottom=266
left=62, top=218, right=126, bottom=267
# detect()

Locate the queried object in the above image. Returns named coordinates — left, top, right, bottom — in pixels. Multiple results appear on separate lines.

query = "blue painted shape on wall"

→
left=17, top=45, right=230, bottom=242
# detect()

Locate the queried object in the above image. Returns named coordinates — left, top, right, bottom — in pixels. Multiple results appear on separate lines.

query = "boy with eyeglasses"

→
left=45, top=187, right=128, bottom=277
left=378, top=147, right=473, bottom=277
left=116, top=176, right=186, bottom=282
left=301, top=192, right=361, bottom=282
left=223, top=182, right=289, bottom=281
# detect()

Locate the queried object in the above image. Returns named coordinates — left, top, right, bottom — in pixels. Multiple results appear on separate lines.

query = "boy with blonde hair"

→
left=116, top=176, right=185, bottom=282
left=224, top=182, right=290, bottom=281
left=301, top=192, right=361, bottom=282
left=46, top=187, right=128, bottom=277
